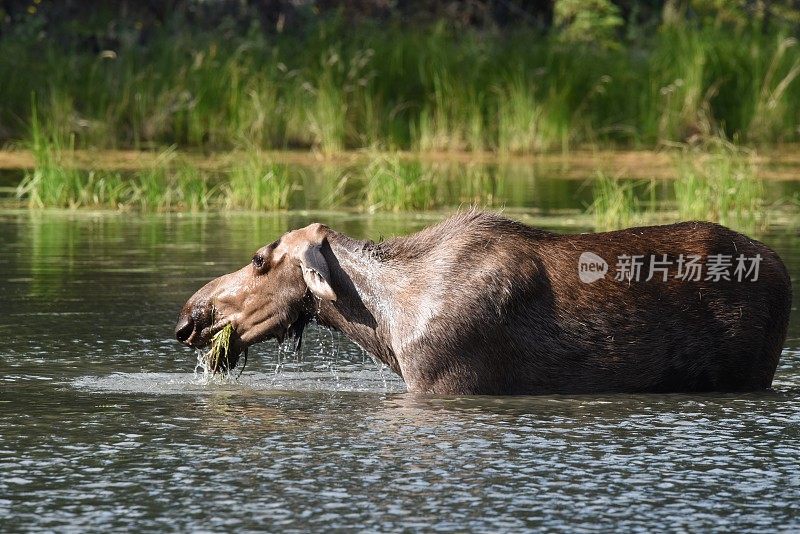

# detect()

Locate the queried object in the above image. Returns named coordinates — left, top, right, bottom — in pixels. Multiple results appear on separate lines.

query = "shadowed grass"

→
left=748, top=36, right=800, bottom=142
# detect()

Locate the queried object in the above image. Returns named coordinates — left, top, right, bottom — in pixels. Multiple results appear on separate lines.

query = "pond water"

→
left=1, top=210, right=799, bottom=531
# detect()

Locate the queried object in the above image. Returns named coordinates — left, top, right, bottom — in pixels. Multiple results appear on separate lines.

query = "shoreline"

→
left=1, top=147, right=800, bottom=181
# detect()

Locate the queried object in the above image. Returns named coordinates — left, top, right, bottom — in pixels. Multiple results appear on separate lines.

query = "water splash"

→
left=193, top=349, right=236, bottom=385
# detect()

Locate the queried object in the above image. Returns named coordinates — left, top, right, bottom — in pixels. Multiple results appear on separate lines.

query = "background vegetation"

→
left=1, top=0, right=798, bottom=226
left=2, top=0, right=800, bottom=153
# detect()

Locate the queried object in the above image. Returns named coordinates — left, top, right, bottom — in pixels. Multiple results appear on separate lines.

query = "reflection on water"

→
left=0, top=210, right=798, bottom=531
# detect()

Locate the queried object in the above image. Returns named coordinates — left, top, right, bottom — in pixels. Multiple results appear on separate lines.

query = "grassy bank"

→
left=13, top=146, right=510, bottom=212
left=2, top=14, right=800, bottom=154
left=9, top=103, right=790, bottom=231
left=12, top=136, right=795, bottom=235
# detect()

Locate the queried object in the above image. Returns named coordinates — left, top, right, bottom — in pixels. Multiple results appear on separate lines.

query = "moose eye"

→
left=252, top=254, right=266, bottom=270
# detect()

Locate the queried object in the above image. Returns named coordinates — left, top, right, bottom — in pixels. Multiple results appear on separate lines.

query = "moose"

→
left=176, top=211, right=791, bottom=395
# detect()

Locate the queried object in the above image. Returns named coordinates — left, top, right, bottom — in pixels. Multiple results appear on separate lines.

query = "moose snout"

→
left=175, top=313, right=194, bottom=344
left=175, top=302, right=213, bottom=347
left=175, top=266, right=249, bottom=347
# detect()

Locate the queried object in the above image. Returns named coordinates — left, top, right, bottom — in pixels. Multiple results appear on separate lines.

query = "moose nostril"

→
left=175, top=316, right=194, bottom=343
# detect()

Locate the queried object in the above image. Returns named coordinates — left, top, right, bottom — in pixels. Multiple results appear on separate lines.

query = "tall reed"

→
left=363, top=156, right=436, bottom=211
left=16, top=99, right=87, bottom=208
left=3, top=15, right=800, bottom=154
left=673, top=140, right=765, bottom=231
left=224, top=153, right=293, bottom=210
left=588, top=173, right=639, bottom=230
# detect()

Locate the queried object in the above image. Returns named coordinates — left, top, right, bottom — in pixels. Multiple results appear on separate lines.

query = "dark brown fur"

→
left=176, top=212, right=792, bottom=395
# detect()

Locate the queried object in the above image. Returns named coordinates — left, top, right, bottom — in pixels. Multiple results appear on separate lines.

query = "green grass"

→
left=205, top=323, right=234, bottom=375
left=15, top=99, right=119, bottom=208
left=223, top=152, right=293, bottom=210
left=14, top=139, right=777, bottom=228
left=673, top=140, right=765, bottom=231
left=748, top=36, right=800, bottom=142
left=585, top=138, right=768, bottom=232
left=3, top=14, right=800, bottom=154
left=14, top=143, right=522, bottom=212
left=363, top=156, right=437, bottom=211
left=497, top=78, right=549, bottom=154
left=588, top=173, right=640, bottom=230
left=10, top=103, right=776, bottom=224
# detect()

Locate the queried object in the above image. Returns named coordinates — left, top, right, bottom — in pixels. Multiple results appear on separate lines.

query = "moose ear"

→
left=297, top=243, right=337, bottom=302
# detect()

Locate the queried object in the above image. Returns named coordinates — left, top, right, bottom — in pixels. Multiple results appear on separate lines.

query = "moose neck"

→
left=313, top=232, right=404, bottom=376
